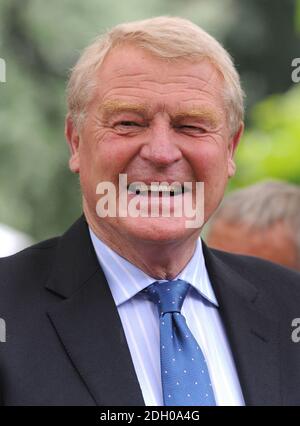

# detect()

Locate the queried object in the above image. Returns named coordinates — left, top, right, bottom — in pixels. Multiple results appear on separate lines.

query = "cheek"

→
left=188, top=141, right=229, bottom=182
left=80, top=127, right=142, bottom=183
left=186, top=141, right=229, bottom=219
left=78, top=148, right=97, bottom=205
left=98, top=134, right=141, bottom=178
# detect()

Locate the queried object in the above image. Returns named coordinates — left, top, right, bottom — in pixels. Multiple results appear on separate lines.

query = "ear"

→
left=228, top=122, right=244, bottom=178
left=65, top=113, right=80, bottom=173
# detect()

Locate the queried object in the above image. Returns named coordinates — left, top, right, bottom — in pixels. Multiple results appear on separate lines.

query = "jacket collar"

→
left=45, top=216, right=100, bottom=299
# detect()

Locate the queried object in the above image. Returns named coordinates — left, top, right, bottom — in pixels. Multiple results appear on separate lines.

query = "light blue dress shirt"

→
left=89, top=228, right=245, bottom=406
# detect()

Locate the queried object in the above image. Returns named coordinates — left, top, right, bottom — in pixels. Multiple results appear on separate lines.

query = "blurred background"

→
left=0, top=0, right=299, bottom=248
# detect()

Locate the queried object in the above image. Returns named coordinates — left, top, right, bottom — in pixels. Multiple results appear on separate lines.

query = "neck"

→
left=85, top=211, right=199, bottom=280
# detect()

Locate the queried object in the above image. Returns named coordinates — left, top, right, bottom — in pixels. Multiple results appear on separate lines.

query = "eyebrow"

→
left=172, top=108, right=221, bottom=127
left=99, top=100, right=220, bottom=127
left=99, top=101, right=149, bottom=120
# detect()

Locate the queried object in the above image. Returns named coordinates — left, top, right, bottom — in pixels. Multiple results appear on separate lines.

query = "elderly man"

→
left=206, top=180, right=300, bottom=271
left=1, top=17, right=300, bottom=407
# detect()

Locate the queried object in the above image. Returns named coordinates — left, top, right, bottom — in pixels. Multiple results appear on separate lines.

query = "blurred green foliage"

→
left=232, top=84, right=300, bottom=189
left=296, top=0, right=300, bottom=31
left=0, top=0, right=299, bottom=240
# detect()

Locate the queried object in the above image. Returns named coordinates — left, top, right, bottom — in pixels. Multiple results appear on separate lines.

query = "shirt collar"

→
left=89, top=227, right=219, bottom=307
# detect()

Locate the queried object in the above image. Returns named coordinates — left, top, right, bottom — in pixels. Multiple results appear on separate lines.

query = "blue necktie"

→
left=144, top=279, right=216, bottom=406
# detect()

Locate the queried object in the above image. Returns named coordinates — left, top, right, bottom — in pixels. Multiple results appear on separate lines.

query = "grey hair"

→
left=208, top=180, right=300, bottom=262
left=66, top=16, right=244, bottom=135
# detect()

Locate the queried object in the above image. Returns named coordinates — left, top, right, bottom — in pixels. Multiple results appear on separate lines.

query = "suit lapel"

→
left=202, top=242, right=281, bottom=406
left=45, top=216, right=144, bottom=406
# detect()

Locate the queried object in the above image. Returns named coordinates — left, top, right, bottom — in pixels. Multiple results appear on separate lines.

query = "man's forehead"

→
left=96, top=45, right=224, bottom=97
left=100, top=44, right=220, bottom=77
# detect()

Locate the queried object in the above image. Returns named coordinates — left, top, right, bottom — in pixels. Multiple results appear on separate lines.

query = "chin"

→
left=118, top=216, right=198, bottom=244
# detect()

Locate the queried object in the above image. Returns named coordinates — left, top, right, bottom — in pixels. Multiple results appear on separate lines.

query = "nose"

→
left=139, top=117, right=182, bottom=167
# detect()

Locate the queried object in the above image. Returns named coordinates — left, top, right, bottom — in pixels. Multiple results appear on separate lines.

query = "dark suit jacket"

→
left=1, top=215, right=300, bottom=406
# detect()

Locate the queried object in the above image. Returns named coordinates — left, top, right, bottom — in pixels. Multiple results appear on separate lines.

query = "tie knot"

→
left=144, top=279, right=190, bottom=316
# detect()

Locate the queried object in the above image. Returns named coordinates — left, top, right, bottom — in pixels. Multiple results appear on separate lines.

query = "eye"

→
left=117, top=121, right=141, bottom=127
left=113, top=120, right=145, bottom=133
left=176, top=125, right=206, bottom=134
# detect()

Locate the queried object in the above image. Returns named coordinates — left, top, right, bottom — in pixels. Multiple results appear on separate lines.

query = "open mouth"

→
left=127, top=183, right=186, bottom=197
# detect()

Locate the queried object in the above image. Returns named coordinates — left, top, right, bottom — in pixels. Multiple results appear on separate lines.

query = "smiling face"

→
left=66, top=44, right=243, bottom=247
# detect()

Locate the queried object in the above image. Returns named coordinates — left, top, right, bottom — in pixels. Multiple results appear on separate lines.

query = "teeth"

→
left=128, top=183, right=184, bottom=195
left=149, top=184, right=181, bottom=192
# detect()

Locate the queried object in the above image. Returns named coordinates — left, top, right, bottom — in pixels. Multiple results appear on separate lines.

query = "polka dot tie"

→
left=144, top=279, right=216, bottom=406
